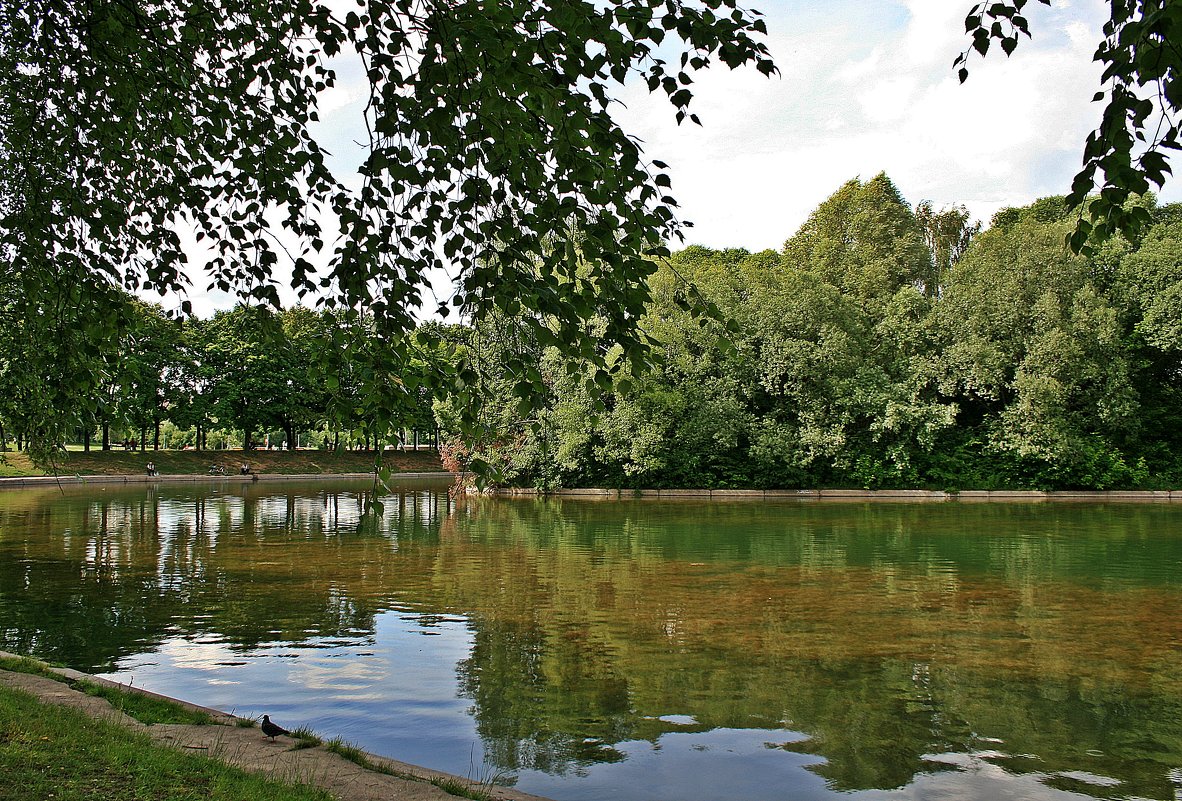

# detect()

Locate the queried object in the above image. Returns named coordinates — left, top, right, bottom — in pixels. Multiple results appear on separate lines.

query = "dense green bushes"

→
left=446, top=175, right=1182, bottom=490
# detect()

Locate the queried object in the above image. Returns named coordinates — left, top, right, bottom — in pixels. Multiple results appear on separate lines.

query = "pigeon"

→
left=261, top=714, right=291, bottom=741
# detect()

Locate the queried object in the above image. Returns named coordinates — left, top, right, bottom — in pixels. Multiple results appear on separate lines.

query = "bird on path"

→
left=261, top=714, right=291, bottom=741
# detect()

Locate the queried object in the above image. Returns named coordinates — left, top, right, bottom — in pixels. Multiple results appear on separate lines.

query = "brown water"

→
left=0, top=478, right=1180, bottom=801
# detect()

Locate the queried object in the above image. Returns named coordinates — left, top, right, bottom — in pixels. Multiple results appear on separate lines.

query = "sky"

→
left=608, top=0, right=1179, bottom=252
left=175, top=0, right=1180, bottom=317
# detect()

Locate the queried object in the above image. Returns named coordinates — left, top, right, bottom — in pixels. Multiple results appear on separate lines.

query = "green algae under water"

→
left=1, top=477, right=1180, bottom=801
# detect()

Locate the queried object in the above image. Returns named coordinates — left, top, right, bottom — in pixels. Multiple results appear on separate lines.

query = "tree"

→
left=782, top=174, right=934, bottom=309
left=934, top=207, right=1141, bottom=486
left=201, top=306, right=287, bottom=450
left=273, top=308, right=331, bottom=450
left=167, top=318, right=216, bottom=451
left=958, top=0, right=1182, bottom=249
left=0, top=0, right=774, bottom=457
left=751, top=178, right=954, bottom=487
left=118, top=301, right=183, bottom=451
left=913, top=201, right=980, bottom=295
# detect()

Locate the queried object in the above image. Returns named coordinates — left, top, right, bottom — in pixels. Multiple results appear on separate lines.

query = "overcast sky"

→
left=177, top=0, right=1179, bottom=317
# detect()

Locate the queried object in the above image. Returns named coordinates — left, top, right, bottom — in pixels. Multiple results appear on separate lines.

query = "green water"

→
left=0, top=479, right=1180, bottom=801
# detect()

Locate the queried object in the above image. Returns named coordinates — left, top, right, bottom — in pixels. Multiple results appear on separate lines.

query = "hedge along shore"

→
left=0, top=471, right=455, bottom=489
left=0, top=650, right=551, bottom=801
left=489, top=487, right=1182, bottom=502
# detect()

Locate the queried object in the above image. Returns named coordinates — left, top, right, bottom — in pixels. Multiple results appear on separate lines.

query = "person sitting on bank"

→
left=240, top=462, right=252, bottom=475
left=146, top=461, right=157, bottom=476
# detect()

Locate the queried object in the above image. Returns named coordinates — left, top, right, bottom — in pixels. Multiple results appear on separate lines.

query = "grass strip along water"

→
left=0, top=654, right=540, bottom=801
left=0, top=682, right=335, bottom=801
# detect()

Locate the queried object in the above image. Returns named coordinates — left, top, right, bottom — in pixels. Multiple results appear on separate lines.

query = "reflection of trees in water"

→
left=441, top=497, right=1182, bottom=798
left=457, top=618, right=630, bottom=774
left=2, top=488, right=1181, bottom=797
left=0, top=483, right=451, bottom=667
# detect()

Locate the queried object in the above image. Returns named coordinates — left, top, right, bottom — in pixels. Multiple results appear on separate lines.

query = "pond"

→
left=0, top=478, right=1180, bottom=801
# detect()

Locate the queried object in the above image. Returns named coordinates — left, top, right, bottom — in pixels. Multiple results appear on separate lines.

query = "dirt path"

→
left=0, top=658, right=551, bottom=801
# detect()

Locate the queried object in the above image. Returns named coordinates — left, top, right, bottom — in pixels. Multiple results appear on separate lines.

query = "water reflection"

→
left=1, top=483, right=1181, bottom=800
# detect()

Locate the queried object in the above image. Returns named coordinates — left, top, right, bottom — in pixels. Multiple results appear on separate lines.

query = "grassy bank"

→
left=0, top=682, right=335, bottom=801
left=0, top=449, right=444, bottom=478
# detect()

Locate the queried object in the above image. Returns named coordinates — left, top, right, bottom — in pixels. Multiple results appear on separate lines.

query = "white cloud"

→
left=607, top=0, right=1164, bottom=251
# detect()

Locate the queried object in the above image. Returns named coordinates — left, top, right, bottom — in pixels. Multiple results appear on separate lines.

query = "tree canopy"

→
left=0, top=0, right=774, bottom=454
left=445, top=176, right=1182, bottom=491
left=2, top=1, right=1178, bottom=458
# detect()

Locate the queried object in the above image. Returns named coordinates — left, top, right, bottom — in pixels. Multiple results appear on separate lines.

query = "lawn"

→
left=0, top=448, right=444, bottom=478
left=0, top=683, right=336, bottom=801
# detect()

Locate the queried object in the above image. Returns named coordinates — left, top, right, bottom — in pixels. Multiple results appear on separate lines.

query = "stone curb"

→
left=488, top=488, right=1182, bottom=502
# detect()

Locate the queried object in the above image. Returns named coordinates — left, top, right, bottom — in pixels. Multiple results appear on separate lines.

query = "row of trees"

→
left=5, top=2, right=1179, bottom=470
left=5, top=174, right=1178, bottom=489
left=449, top=175, right=1182, bottom=490
left=0, top=305, right=436, bottom=454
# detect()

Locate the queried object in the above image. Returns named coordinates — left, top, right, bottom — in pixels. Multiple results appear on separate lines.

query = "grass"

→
left=0, top=656, right=69, bottom=682
left=0, top=655, right=212, bottom=727
left=0, top=655, right=495, bottom=800
left=75, top=680, right=213, bottom=726
left=0, top=448, right=445, bottom=478
left=0, top=683, right=335, bottom=801
left=287, top=727, right=322, bottom=750
left=324, top=737, right=499, bottom=801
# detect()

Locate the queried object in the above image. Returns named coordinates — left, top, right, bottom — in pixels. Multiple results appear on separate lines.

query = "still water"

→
left=1, top=478, right=1180, bottom=801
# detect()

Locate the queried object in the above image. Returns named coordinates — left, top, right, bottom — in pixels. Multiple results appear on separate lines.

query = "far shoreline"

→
left=489, top=487, right=1182, bottom=502
left=1, top=470, right=1179, bottom=502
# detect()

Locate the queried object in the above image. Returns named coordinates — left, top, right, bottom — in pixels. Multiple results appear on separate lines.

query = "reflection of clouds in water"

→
left=291, top=653, right=391, bottom=695
left=856, top=751, right=1126, bottom=801
left=522, top=736, right=1127, bottom=801
left=1054, top=770, right=1121, bottom=787
left=155, top=638, right=237, bottom=672
left=655, top=715, right=698, bottom=726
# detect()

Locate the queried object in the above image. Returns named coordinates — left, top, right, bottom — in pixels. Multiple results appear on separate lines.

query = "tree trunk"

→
left=195, top=422, right=202, bottom=451
left=333, top=431, right=339, bottom=452
left=154, top=419, right=160, bottom=451
left=102, top=422, right=110, bottom=451
left=244, top=427, right=253, bottom=450
left=83, top=428, right=90, bottom=453
left=284, top=423, right=295, bottom=450
left=139, top=427, right=147, bottom=451
left=0, top=420, right=7, bottom=451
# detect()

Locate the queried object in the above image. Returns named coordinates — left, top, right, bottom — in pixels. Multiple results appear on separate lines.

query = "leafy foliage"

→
left=957, top=0, right=1182, bottom=250
left=0, top=0, right=774, bottom=456
left=444, top=177, right=1182, bottom=490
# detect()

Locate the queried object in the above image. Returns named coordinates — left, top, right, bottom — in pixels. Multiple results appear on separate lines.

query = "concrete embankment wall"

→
left=491, top=487, right=1182, bottom=502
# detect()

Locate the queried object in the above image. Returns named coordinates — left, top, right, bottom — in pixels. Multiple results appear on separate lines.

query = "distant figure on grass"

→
left=261, top=714, right=290, bottom=741
left=240, top=462, right=252, bottom=475
left=146, top=461, right=157, bottom=476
